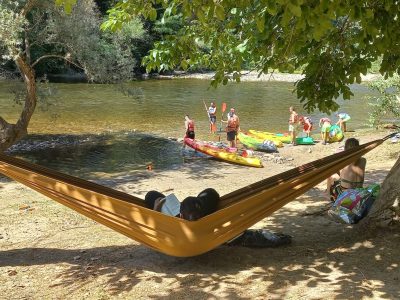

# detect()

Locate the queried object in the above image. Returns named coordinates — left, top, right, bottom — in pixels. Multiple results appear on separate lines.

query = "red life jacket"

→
left=187, top=120, right=195, bottom=131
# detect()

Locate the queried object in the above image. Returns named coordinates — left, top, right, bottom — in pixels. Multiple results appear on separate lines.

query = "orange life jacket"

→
left=227, top=116, right=238, bottom=131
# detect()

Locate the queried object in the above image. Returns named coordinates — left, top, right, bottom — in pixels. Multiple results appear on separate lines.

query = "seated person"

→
left=145, top=188, right=291, bottom=248
left=326, top=138, right=367, bottom=201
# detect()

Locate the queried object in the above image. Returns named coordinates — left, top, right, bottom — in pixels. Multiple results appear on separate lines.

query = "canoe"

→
left=237, top=132, right=278, bottom=152
left=184, top=137, right=263, bottom=168
left=248, top=130, right=315, bottom=145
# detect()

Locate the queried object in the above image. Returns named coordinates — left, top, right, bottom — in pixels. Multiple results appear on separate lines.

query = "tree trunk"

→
left=360, top=156, right=400, bottom=227
left=0, top=54, right=37, bottom=152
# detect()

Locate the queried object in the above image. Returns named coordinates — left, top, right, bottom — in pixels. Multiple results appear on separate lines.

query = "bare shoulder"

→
left=357, top=157, right=367, bottom=168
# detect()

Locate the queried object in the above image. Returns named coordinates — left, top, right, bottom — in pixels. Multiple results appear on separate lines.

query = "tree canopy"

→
left=0, top=0, right=145, bottom=151
left=58, top=0, right=400, bottom=113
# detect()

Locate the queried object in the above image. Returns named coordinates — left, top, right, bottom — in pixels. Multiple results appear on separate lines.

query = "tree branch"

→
left=21, top=0, right=37, bottom=17
left=31, top=55, right=84, bottom=70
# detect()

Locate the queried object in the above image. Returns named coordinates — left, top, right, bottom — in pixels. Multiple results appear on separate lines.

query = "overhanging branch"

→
left=31, top=55, right=84, bottom=70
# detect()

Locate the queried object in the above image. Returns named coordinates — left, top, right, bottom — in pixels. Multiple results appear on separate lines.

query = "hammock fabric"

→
left=0, top=135, right=392, bottom=257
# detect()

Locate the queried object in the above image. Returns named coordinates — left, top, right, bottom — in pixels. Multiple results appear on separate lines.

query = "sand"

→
left=0, top=128, right=399, bottom=299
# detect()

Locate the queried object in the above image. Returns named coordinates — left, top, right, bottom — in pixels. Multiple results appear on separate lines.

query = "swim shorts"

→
left=186, top=131, right=195, bottom=139
left=227, top=130, right=236, bottom=141
left=289, top=124, right=299, bottom=132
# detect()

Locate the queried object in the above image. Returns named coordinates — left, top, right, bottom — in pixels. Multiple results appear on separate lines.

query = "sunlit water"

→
left=0, top=78, right=374, bottom=177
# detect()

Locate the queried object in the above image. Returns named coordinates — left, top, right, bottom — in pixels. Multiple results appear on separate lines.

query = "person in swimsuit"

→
left=184, top=115, right=195, bottom=139
left=208, top=102, right=217, bottom=133
left=299, top=116, right=313, bottom=137
left=288, top=106, right=299, bottom=145
left=326, top=138, right=367, bottom=201
left=336, top=112, right=351, bottom=132
left=319, top=117, right=332, bottom=145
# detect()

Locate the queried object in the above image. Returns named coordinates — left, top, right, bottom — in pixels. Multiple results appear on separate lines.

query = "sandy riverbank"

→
left=0, top=129, right=399, bottom=299
left=158, top=71, right=383, bottom=83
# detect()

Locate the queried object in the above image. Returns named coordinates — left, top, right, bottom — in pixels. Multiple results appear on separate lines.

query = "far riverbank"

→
left=158, top=71, right=383, bottom=83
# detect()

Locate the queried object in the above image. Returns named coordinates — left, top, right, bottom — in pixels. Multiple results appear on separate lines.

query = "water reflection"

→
left=6, top=132, right=185, bottom=180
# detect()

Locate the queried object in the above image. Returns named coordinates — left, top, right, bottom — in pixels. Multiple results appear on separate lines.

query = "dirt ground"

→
left=0, top=129, right=399, bottom=300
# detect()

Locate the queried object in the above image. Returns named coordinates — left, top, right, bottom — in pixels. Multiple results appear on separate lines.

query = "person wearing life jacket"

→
left=319, top=117, right=331, bottom=145
left=184, top=115, right=195, bottom=139
left=288, top=106, right=299, bottom=145
left=299, top=116, right=313, bottom=137
left=222, top=108, right=240, bottom=147
left=208, top=101, right=217, bottom=133
left=336, top=112, right=351, bottom=132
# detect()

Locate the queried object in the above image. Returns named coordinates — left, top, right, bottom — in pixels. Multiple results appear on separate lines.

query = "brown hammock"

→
left=0, top=135, right=392, bottom=257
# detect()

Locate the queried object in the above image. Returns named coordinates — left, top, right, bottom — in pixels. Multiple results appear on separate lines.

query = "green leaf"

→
left=266, top=0, right=277, bottom=15
left=256, top=15, right=265, bottom=32
left=288, top=3, right=302, bottom=17
left=180, top=59, right=188, bottom=70
left=235, top=39, right=248, bottom=53
left=215, top=5, right=225, bottom=20
left=149, top=8, right=157, bottom=21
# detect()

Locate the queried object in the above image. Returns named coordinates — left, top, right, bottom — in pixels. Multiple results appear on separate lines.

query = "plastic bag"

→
left=328, top=184, right=380, bottom=224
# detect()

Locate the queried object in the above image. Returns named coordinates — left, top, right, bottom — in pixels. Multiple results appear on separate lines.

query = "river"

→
left=0, top=78, right=373, bottom=177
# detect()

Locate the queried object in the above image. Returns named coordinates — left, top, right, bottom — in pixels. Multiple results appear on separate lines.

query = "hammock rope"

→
left=0, top=134, right=395, bottom=256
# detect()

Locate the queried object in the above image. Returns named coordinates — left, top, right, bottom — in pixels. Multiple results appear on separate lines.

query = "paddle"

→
left=220, top=102, right=227, bottom=132
left=203, top=100, right=212, bottom=130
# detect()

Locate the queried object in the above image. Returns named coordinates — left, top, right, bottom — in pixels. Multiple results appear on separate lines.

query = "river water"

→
left=0, top=78, right=373, bottom=177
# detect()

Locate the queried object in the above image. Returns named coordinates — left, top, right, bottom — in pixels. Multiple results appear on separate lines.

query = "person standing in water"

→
left=184, top=115, right=195, bottom=139
left=208, top=101, right=217, bottom=134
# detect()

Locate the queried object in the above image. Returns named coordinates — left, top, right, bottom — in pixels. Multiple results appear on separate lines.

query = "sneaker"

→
left=322, top=141, right=327, bottom=145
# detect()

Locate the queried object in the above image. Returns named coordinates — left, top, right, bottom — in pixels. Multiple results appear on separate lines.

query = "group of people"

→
left=288, top=106, right=351, bottom=145
left=145, top=187, right=291, bottom=248
left=186, top=102, right=351, bottom=149
left=146, top=136, right=366, bottom=247
left=185, top=101, right=240, bottom=148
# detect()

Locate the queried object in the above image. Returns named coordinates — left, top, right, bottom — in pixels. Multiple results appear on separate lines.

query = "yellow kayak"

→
left=184, top=138, right=263, bottom=168
left=248, top=130, right=291, bottom=144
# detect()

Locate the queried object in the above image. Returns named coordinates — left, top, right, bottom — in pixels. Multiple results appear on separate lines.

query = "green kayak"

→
left=238, top=132, right=278, bottom=152
left=248, top=130, right=315, bottom=145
